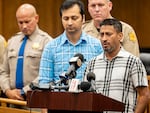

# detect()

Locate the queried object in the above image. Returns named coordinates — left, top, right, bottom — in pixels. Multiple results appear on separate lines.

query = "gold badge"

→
left=32, top=43, right=40, bottom=49
left=129, top=32, right=136, bottom=42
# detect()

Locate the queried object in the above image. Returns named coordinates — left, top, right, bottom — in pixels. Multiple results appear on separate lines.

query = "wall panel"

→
left=1, top=0, right=150, bottom=48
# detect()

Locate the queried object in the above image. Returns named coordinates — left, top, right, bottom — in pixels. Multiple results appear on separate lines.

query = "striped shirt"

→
left=39, top=31, right=103, bottom=84
left=84, top=48, right=148, bottom=113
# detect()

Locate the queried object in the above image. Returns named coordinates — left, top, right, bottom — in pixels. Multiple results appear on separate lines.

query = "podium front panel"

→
left=27, top=91, right=125, bottom=112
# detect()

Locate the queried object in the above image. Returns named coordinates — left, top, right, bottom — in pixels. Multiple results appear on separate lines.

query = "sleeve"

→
left=0, top=42, right=11, bottom=93
left=0, top=35, right=7, bottom=65
left=131, top=58, right=148, bottom=87
left=121, top=22, right=140, bottom=57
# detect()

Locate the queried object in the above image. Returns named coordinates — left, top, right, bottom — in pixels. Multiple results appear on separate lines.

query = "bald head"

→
left=16, top=3, right=39, bottom=35
left=88, top=0, right=110, bottom=3
left=16, top=4, right=37, bottom=18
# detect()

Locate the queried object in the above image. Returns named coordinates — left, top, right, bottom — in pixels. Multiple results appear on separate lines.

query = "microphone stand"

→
left=67, top=70, right=76, bottom=79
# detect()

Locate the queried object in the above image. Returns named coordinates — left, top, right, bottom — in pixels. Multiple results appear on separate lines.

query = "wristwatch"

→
left=20, top=89, right=25, bottom=97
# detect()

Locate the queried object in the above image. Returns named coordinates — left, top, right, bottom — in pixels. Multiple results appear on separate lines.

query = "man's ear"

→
left=108, top=1, right=113, bottom=12
left=118, top=32, right=123, bottom=42
left=35, top=14, right=39, bottom=23
left=82, top=15, right=85, bottom=23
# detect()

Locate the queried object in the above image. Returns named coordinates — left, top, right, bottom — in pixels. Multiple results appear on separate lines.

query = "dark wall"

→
left=0, top=0, right=150, bottom=49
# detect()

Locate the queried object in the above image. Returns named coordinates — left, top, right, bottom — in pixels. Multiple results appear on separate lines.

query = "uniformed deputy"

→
left=0, top=35, right=6, bottom=96
left=82, top=0, right=140, bottom=57
left=0, top=35, right=6, bottom=65
left=0, top=3, right=53, bottom=101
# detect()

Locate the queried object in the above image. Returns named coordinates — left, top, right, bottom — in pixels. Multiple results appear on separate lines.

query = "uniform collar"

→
left=85, top=20, right=98, bottom=32
left=19, top=26, right=39, bottom=41
left=27, top=26, right=39, bottom=41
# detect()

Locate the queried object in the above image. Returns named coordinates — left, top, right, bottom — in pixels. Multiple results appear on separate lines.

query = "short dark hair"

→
left=100, top=18, right=122, bottom=33
left=60, top=0, right=85, bottom=18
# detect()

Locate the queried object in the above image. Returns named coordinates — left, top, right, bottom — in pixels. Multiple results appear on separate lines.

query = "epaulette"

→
left=83, top=20, right=92, bottom=25
left=12, top=32, right=22, bottom=37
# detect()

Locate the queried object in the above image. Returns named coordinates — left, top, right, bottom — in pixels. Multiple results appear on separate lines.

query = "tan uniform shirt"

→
left=0, top=27, right=53, bottom=93
left=82, top=20, right=140, bottom=57
left=0, top=35, right=6, bottom=65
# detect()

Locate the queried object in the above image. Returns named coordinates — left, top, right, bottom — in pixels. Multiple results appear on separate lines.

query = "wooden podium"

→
left=27, top=91, right=125, bottom=113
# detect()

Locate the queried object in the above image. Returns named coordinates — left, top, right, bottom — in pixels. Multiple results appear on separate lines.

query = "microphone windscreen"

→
left=80, top=81, right=91, bottom=92
left=87, top=72, right=95, bottom=82
left=30, top=82, right=39, bottom=90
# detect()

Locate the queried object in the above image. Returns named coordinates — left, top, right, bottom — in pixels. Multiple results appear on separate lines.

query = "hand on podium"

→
left=41, top=108, right=47, bottom=113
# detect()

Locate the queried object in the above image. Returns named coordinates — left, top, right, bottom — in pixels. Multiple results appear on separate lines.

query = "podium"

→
left=27, top=91, right=125, bottom=113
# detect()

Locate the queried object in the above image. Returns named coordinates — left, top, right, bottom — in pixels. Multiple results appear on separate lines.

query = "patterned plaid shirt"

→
left=84, top=48, right=148, bottom=113
left=39, top=31, right=103, bottom=84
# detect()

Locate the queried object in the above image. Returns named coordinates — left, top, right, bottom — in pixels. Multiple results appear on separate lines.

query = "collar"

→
left=27, top=26, right=39, bottom=41
left=86, top=20, right=98, bottom=32
left=19, top=26, right=39, bottom=41
left=97, top=47, right=130, bottom=60
left=60, top=31, right=88, bottom=46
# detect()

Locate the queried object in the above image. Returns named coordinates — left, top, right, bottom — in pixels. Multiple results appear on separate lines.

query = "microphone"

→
left=29, top=82, right=50, bottom=90
left=51, top=85, right=69, bottom=91
left=79, top=81, right=91, bottom=92
left=65, top=53, right=84, bottom=79
left=30, top=82, right=69, bottom=91
left=87, top=72, right=95, bottom=81
left=55, top=72, right=69, bottom=85
left=87, top=72, right=96, bottom=92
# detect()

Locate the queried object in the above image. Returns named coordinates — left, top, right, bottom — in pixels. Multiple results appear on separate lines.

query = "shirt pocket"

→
left=26, top=50, right=42, bottom=68
left=8, top=50, right=17, bottom=68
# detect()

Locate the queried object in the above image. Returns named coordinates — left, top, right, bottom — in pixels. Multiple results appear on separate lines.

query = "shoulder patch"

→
left=129, top=32, right=136, bottom=42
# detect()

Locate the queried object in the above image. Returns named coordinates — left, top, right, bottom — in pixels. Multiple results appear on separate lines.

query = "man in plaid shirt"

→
left=84, top=18, right=150, bottom=113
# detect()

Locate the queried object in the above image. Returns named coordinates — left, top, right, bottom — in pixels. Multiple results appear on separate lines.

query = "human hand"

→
left=41, top=108, right=47, bottom=113
left=5, top=89, right=24, bottom=100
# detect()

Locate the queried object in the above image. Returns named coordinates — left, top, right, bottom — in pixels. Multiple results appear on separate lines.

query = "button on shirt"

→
left=39, top=31, right=103, bottom=84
